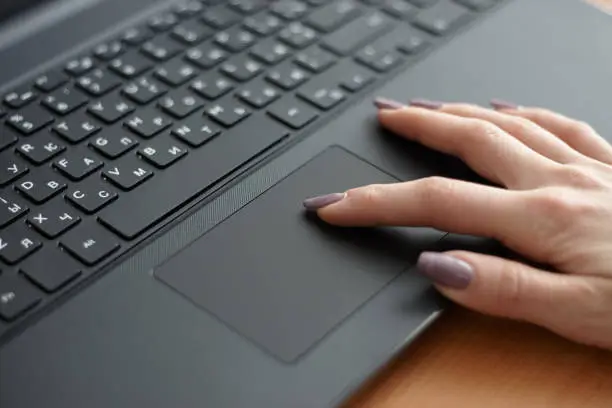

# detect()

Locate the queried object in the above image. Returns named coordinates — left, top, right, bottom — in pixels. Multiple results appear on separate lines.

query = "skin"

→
left=314, top=101, right=612, bottom=350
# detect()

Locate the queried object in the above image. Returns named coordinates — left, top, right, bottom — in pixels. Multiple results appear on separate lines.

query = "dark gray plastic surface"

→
left=156, top=147, right=442, bottom=362
left=2, top=1, right=612, bottom=408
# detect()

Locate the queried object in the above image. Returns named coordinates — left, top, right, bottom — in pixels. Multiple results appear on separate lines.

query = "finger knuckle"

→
left=466, top=119, right=503, bottom=141
left=494, top=263, right=529, bottom=312
left=529, top=188, right=602, bottom=223
left=556, top=165, right=604, bottom=189
left=348, top=184, right=387, bottom=208
left=510, top=117, right=539, bottom=135
left=569, top=120, right=595, bottom=137
left=416, top=176, right=455, bottom=203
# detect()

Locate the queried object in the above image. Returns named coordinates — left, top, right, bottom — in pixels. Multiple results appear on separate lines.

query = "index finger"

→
left=308, top=177, right=532, bottom=248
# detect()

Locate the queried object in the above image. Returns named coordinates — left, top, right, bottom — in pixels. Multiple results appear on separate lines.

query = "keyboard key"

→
left=340, top=67, right=374, bottom=92
left=0, top=152, right=28, bottom=186
left=3, top=86, right=37, bottom=109
left=0, top=223, right=42, bottom=264
left=158, top=89, right=204, bottom=118
left=52, top=113, right=101, bottom=143
left=141, top=35, right=184, bottom=62
left=17, top=135, right=66, bottom=164
left=139, top=137, right=188, bottom=169
left=454, top=0, right=497, bottom=10
left=268, top=96, right=318, bottom=129
left=148, top=12, right=179, bottom=32
left=271, top=1, right=309, bottom=20
left=34, top=70, right=69, bottom=92
left=266, top=62, right=309, bottom=90
left=0, top=276, right=40, bottom=322
left=0, top=191, right=28, bottom=228
left=171, top=20, right=214, bottom=45
left=125, top=108, right=172, bottom=138
left=206, top=101, right=251, bottom=127
left=99, top=114, right=289, bottom=239
left=190, top=73, right=235, bottom=99
left=306, top=0, right=362, bottom=32
left=61, top=223, right=120, bottom=266
left=64, top=56, right=96, bottom=76
left=185, top=44, right=229, bottom=69
left=121, top=26, right=153, bottom=46
left=15, top=169, right=67, bottom=204
left=250, top=40, right=291, bottom=65
left=220, top=56, right=263, bottom=82
left=228, top=0, right=267, bottom=14
left=381, top=0, right=418, bottom=19
left=214, top=27, right=256, bottom=53
left=243, top=13, right=282, bottom=36
left=21, top=246, right=82, bottom=293
left=0, top=126, right=18, bottom=152
left=27, top=199, right=81, bottom=238
left=93, top=41, right=125, bottom=61
left=295, top=46, right=336, bottom=72
left=110, top=51, right=153, bottom=79
left=237, top=80, right=281, bottom=108
left=298, top=85, right=345, bottom=110
left=322, top=11, right=393, bottom=55
left=88, top=95, right=135, bottom=124
left=66, top=180, right=118, bottom=214
left=42, top=86, right=88, bottom=115
left=90, top=130, right=138, bottom=159
left=76, top=69, right=121, bottom=96
left=355, top=45, right=403, bottom=72
left=122, top=77, right=167, bottom=105
left=173, top=1, right=204, bottom=18
left=172, top=116, right=221, bottom=147
left=7, top=105, right=54, bottom=135
left=412, top=0, right=471, bottom=36
left=154, top=59, right=198, bottom=86
left=201, top=5, right=241, bottom=29
left=278, top=22, right=318, bottom=49
left=103, top=156, right=154, bottom=190
left=53, top=147, right=104, bottom=181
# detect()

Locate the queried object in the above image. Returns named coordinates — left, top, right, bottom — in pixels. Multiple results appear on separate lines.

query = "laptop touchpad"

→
left=154, top=147, right=442, bottom=362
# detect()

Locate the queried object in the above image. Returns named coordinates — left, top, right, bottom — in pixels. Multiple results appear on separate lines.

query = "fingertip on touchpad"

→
left=154, top=146, right=444, bottom=362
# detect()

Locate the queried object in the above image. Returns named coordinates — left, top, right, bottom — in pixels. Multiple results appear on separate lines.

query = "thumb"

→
left=416, top=251, right=585, bottom=329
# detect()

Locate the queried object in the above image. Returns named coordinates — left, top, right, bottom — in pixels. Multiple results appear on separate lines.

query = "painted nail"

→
left=490, top=98, right=520, bottom=110
left=416, top=252, right=474, bottom=289
left=373, top=97, right=405, bottom=110
left=303, top=192, right=346, bottom=210
left=409, top=98, right=443, bottom=110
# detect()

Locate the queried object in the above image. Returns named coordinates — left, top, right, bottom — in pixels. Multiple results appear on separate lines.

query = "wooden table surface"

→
left=343, top=1, right=612, bottom=406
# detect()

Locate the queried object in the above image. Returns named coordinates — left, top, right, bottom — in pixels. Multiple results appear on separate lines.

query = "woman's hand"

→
left=303, top=97, right=612, bottom=350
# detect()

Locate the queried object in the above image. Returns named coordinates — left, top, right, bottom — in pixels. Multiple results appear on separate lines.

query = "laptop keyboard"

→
left=0, top=0, right=503, bottom=336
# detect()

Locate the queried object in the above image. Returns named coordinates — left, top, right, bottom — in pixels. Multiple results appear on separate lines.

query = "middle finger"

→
left=375, top=100, right=560, bottom=189
left=431, top=102, right=583, bottom=164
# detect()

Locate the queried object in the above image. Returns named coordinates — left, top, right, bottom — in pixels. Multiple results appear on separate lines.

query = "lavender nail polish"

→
left=416, top=252, right=474, bottom=289
left=373, top=97, right=404, bottom=110
left=303, top=193, right=346, bottom=210
left=409, top=98, right=443, bottom=110
left=490, top=98, right=520, bottom=110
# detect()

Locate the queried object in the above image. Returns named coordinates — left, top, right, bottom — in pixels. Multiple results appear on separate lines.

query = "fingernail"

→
left=490, top=98, right=520, bottom=110
left=303, top=192, right=346, bottom=210
left=409, top=98, right=443, bottom=110
left=416, top=252, right=474, bottom=289
left=374, top=97, right=405, bottom=110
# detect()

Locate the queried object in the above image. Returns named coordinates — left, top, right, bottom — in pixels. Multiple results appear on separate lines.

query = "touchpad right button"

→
left=154, top=146, right=444, bottom=363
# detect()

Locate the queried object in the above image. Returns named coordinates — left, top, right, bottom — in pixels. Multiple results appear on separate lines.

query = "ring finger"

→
left=374, top=99, right=560, bottom=190
left=424, top=101, right=582, bottom=164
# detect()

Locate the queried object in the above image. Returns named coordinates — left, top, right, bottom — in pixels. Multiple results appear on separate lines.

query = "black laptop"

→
left=1, top=0, right=611, bottom=407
